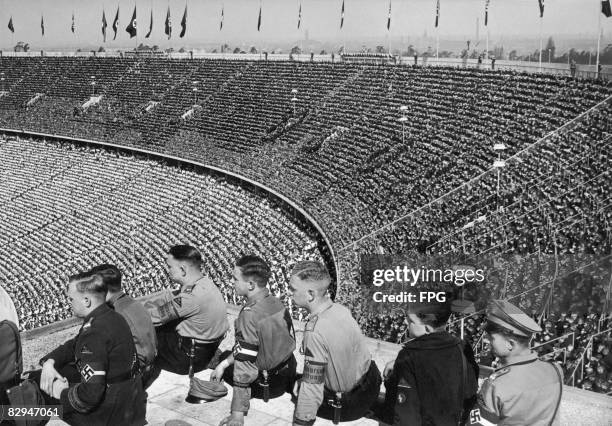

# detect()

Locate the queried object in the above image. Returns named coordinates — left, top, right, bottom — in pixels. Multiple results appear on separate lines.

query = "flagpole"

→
left=538, top=16, right=543, bottom=72
left=486, top=28, right=489, bottom=60
left=436, top=26, right=439, bottom=62
left=298, top=0, right=302, bottom=61
left=596, top=1, right=602, bottom=78
left=135, top=4, right=139, bottom=52
left=387, top=1, right=391, bottom=57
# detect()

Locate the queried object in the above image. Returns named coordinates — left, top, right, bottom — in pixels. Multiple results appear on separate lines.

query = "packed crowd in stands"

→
left=0, top=57, right=610, bottom=392
left=1, top=58, right=609, bottom=248
left=0, top=137, right=323, bottom=331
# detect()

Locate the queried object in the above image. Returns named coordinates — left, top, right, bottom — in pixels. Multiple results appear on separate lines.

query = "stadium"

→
left=1, top=0, right=612, bottom=425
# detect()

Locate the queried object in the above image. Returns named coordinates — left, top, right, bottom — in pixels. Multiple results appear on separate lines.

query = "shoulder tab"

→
left=82, top=318, right=93, bottom=330
left=305, top=315, right=318, bottom=332
left=183, top=285, right=195, bottom=294
left=490, top=366, right=510, bottom=381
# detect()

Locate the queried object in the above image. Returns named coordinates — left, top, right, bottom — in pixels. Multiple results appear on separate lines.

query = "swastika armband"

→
left=233, top=340, right=259, bottom=362
left=78, top=362, right=106, bottom=383
left=302, top=360, right=326, bottom=384
left=469, top=407, right=499, bottom=426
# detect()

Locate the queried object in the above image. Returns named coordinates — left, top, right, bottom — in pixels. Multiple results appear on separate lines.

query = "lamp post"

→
left=399, top=105, right=408, bottom=145
left=1, top=72, right=5, bottom=93
left=493, top=143, right=507, bottom=212
left=192, top=81, right=200, bottom=105
left=90, top=76, right=96, bottom=96
left=291, top=88, right=298, bottom=116
left=548, top=49, right=551, bottom=64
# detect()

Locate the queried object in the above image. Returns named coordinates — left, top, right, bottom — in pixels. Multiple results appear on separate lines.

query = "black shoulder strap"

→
left=549, top=362, right=563, bottom=426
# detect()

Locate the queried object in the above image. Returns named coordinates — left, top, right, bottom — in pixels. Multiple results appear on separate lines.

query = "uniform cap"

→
left=185, top=377, right=228, bottom=404
left=486, top=299, right=542, bottom=337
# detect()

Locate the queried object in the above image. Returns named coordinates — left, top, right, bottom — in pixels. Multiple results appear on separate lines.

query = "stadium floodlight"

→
left=493, top=143, right=506, bottom=151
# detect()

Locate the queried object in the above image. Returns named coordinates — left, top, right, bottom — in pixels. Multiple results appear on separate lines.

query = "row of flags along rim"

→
left=6, top=1, right=612, bottom=37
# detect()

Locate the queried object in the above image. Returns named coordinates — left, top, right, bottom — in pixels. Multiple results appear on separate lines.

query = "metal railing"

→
left=567, top=327, right=612, bottom=386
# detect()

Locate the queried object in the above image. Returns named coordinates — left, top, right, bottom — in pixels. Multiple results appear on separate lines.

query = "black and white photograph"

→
left=0, top=0, right=611, bottom=425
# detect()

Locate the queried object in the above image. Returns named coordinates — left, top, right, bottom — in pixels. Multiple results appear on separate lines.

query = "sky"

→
left=0, top=0, right=610, bottom=50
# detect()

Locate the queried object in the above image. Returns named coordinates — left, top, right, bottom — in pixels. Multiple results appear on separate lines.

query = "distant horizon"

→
left=4, top=32, right=610, bottom=59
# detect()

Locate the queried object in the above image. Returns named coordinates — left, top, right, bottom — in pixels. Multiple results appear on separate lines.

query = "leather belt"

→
left=179, top=335, right=224, bottom=350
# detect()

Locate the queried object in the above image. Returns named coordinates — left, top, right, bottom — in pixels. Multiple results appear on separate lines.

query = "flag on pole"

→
left=71, top=12, right=75, bottom=33
left=538, top=0, right=544, bottom=18
left=340, top=0, right=345, bottom=29
left=603, top=0, right=612, bottom=17
left=485, top=0, right=490, bottom=26
left=112, top=6, right=120, bottom=40
left=145, top=9, right=153, bottom=37
left=8, top=16, right=14, bottom=33
left=102, top=10, right=108, bottom=42
left=165, top=6, right=172, bottom=39
left=435, top=0, right=440, bottom=27
left=41, top=15, right=45, bottom=36
left=297, top=3, right=302, bottom=29
left=257, top=5, right=262, bottom=31
left=126, top=6, right=136, bottom=38
left=387, top=0, right=391, bottom=30
left=180, top=5, right=187, bottom=37
left=220, top=6, right=224, bottom=30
